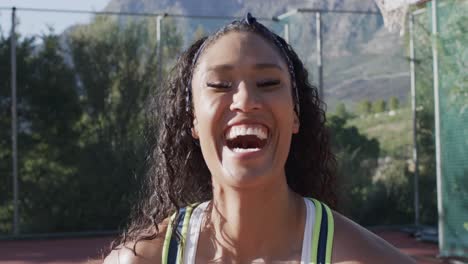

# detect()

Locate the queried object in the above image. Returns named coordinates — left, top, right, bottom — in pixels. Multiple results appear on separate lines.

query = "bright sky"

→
left=0, top=0, right=110, bottom=36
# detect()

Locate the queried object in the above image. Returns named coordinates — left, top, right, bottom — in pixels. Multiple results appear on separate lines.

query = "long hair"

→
left=117, top=18, right=337, bottom=252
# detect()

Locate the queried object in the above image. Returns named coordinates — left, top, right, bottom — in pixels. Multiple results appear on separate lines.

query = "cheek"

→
left=269, top=89, right=296, bottom=124
left=193, top=92, right=228, bottom=139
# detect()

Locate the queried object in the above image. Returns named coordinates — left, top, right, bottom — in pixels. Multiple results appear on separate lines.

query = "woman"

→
left=104, top=14, right=414, bottom=263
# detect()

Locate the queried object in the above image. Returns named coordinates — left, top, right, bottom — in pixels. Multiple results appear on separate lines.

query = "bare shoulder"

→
left=331, top=211, right=416, bottom=264
left=103, top=218, right=170, bottom=264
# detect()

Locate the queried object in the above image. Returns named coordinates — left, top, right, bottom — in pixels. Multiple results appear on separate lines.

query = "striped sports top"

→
left=162, top=197, right=334, bottom=264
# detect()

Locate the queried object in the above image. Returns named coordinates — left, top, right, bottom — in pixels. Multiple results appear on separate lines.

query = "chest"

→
left=162, top=198, right=333, bottom=264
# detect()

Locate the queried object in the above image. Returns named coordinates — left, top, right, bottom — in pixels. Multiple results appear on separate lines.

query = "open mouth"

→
left=225, top=124, right=268, bottom=153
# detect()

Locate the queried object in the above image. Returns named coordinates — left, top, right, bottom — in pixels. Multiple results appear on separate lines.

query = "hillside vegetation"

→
left=347, top=108, right=412, bottom=157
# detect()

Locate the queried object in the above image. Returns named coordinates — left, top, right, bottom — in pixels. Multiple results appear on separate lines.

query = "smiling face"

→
left=191, top=31, right=299, bottom=189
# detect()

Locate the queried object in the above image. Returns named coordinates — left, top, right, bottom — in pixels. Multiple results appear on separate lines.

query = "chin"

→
left=217, top=165, right=276, bottom=189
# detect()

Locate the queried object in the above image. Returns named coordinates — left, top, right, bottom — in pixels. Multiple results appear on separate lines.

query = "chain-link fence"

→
left=1, top=6, right=418, bottom=238
left=411, top=0, right=467, bottom=258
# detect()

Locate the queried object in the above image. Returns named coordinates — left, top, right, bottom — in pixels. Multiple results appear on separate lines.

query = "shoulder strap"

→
left=309, top=198, right=334, bottom=264
left=163, top=200, right=334, bottom=264
left=162, top=204, right=198, bottom=264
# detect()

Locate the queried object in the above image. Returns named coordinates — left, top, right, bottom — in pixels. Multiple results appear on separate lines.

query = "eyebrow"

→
left=206, top=63, right=285, bottom=72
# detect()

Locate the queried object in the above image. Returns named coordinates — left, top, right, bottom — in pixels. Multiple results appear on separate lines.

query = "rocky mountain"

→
left=105, top=0, right=378, bottom=19
left=104, top=0, right=409, bottom=110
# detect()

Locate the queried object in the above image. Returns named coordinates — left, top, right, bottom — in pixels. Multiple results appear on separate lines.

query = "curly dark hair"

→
left=116, top=17, right=337, bottom=252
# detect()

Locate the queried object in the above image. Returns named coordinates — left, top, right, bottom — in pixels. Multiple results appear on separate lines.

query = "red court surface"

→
left=0, top=230, right=450, bottom=264
left=0, top=236, right=113, bottom=264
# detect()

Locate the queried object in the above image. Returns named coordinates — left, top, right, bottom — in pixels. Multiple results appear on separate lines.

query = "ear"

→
left=292, top=111, right=300, bottom=134
left=191, top=117, right=199, bottom=139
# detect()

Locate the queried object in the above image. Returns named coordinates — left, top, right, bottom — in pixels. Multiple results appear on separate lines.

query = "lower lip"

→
left=225, top=145, right=267, bottom=160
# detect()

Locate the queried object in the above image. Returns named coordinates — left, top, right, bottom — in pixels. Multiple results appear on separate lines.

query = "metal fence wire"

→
left=410, top=0, right=468, bottom=258
left=0, top=4, right=447, bottom=252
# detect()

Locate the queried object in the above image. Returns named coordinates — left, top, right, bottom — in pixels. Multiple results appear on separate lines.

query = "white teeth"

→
left=232, top=148, right=261, bottom=153
left=226, top=124, right=268, bottom=140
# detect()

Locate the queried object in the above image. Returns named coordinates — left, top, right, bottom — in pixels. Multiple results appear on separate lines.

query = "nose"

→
left=230, top=81, right=262, bottom=113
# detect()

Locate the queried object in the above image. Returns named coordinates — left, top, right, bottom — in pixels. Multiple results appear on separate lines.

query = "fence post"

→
left=315, top=12, right=323, bottom=100
left=431, top=0, right=444, bottom=253
left=156, top=14, right=164, bottom=84
left=409, top=13, right=420, bottom=229
left=10, top=6, right=19, bottom=236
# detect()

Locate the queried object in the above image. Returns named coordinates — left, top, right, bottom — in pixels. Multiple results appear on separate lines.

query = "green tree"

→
left=1, top=15, right=184, bottom=234
left=161, top=17, right=184, bottom=67
left=335, top=102, right=349, bottom=119
left=21, top=34, right=82, bottom=232
left=67, top=15, right=183, bottom=230
left=356, top=100, right=372, bottom=115
left=0, top=34, right=37, bottom=233
left=389, top=96, right=399, bottom=110
left=372, top=99, right=387, bottom=113
left=0, top=32, right=82, bottom=233
left=327, top=115, right=380, bottom=223
left=368, top=159, right=413, bottom=225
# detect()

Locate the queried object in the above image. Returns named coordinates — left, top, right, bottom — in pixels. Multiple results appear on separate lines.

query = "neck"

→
left=205, top=176, right=305, bottom=261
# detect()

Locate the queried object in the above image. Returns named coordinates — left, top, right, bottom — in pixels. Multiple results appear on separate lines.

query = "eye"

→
left=257, top=79, right=281, bottom=88
left=206, top=81, right=232, bottom=89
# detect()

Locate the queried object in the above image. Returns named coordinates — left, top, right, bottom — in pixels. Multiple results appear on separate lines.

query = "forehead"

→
left=195, top=31, right=288, bottom=73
